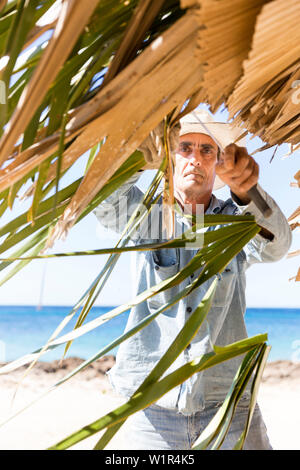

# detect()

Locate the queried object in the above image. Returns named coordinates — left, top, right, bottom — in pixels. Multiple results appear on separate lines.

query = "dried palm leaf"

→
left=0, top=126, right=83, bottom=194
left=0, top=1, right=187, bottom=218
left=162, top=124, right=176, bottom=239
left=181, top=0, right=197, bottom=6
left=0, top=0, right=100, bottom=165
left=199, top=0, right=266, bottom=112
left=291, top=170, right=300, bottom=188
left=289, top=267, right=300, bottom=282
left=228, top=0, right=300, bottom=146
left=287, top=249, right=300, bottom=259
left=45, top=11, right=203, bottom=247
left=235, top=64, right=300, bottom=147
left=288, top=205, right=300, bottom=223
left=287, top=202, right=300, bottom=280
left=290, top=222, right=300, bottom=231
left=102, top=0, right=166, bottom=86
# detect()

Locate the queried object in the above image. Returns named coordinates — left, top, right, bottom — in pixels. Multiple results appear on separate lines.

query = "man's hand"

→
left=216, top=143, right=274, bottom=241
left=215, top=143, right=259, bottom=205
left=138, top=122, right=180, bottom=170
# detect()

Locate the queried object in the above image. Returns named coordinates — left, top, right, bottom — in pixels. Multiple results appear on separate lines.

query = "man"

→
left=93, top=109, right=291, bottom=450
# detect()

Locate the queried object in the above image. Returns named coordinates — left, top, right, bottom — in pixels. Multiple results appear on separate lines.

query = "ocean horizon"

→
left=0, top=305, right=299, bottom=364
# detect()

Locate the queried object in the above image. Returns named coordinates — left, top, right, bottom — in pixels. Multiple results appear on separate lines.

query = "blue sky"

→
left=0, top=102, right=298, bottom=308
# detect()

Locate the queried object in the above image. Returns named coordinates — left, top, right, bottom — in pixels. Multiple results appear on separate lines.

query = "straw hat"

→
left=179, top=109, right=247, bottom=190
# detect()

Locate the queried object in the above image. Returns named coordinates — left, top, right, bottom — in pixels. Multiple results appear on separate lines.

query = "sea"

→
left=0, top=306, right=299, bottom=364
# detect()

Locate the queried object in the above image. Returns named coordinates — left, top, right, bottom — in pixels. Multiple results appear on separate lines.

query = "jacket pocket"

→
left=212, top=259, right=237, bottom=307
left=146, top=249, right=179, bottom=313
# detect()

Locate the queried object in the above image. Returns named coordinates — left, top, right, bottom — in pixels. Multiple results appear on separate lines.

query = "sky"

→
left=0, top=102, right=298, bottom=308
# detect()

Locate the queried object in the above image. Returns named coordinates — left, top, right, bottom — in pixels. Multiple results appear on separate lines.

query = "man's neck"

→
left=174, top=189, right=212, bottom=215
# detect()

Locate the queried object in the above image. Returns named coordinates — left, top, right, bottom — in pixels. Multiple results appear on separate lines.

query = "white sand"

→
left=0, top=358, right=299, bottom=450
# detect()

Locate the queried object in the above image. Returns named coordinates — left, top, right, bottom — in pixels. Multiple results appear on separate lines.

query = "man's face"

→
left=174, top=133, right=219, bottom=201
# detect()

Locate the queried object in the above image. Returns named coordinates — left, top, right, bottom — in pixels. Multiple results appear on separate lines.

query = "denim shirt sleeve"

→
left=92, top=172, right=144, bottom=239
left=231, top=183, right=292, bottom=269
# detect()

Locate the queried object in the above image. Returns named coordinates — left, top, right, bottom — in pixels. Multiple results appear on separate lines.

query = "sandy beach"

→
left=0, top=356, right=299, bottom=450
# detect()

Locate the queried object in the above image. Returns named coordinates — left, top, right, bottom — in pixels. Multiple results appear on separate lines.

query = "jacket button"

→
left=154, top=265, right=159, bottom=271
left=187, top=307, right=192, bottom=313
left=190, top=273, right=194, bottom=278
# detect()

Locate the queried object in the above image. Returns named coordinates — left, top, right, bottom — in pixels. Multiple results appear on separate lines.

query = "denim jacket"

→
left=93, top=174, right=292, bottom=415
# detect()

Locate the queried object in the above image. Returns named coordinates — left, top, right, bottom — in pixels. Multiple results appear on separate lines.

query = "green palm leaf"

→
left=48, top=333, right=267, bottom=450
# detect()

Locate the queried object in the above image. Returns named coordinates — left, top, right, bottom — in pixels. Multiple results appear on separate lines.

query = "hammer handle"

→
left=247, top=185, right=272, bottom=218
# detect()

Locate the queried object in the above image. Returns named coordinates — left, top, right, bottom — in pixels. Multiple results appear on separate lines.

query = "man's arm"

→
left=93, top=172, right=144, bottom=238
left=230, top=190, right=274, bottom=241
left=216, top=143, right=292, bottom=266
left=231, top=183, right=292, bottom=267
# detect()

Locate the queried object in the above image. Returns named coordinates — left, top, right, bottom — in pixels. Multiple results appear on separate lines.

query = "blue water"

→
left=0, top=306, right=299, bottom=363
left=0, top=305, right=130, bottom=363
